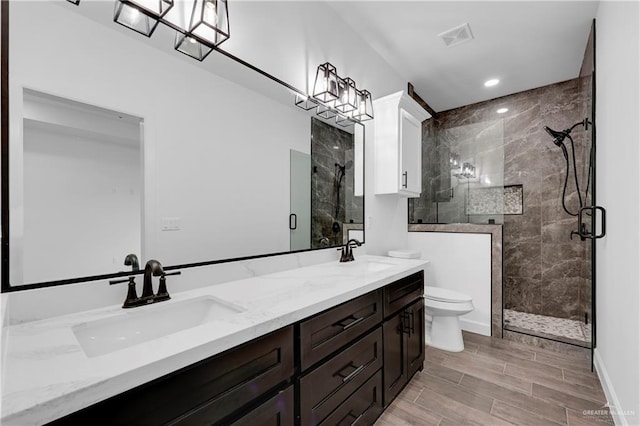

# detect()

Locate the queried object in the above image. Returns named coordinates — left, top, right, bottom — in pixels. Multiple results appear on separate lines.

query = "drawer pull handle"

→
left=336, top=362, right=366, bottom=383
left=337, top=410, right=360, bottom=426
left=336, top=315, right=365, bottom=331
left=351, top=412, right=365, bottom=425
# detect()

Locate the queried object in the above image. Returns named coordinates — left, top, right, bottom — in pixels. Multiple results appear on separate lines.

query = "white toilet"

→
left=424, top=286, right=474, bottom=352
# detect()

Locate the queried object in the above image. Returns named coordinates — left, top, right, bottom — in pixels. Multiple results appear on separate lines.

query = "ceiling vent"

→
left=438, top=23, right=474, bottom=48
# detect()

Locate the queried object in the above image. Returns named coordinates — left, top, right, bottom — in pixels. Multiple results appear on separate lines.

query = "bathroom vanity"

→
left=1, top=256, right=427, bottom=425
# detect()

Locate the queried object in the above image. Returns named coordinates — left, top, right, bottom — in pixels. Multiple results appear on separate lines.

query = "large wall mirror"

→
left=2, top=1, right=365, bottom=289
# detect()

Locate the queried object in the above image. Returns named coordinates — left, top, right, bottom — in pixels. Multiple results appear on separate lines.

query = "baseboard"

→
left=593, top=348, right=632, bottom=426
left=460, top=318, right=491, bottom=336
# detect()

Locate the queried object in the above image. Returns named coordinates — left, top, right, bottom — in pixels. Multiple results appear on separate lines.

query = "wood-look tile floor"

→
left=376, top=331, right=614, bottom=426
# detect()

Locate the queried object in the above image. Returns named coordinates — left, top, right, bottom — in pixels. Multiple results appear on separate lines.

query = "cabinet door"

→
left=231, top=386, right=294, bottom=426
left=382, top=313, right=407, bottom=407
left=399, top=108, right=422, bottom=195
left=406, top=298, right=425, bottom=378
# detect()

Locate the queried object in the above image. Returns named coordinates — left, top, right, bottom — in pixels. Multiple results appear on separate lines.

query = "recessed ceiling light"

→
left=496, top=108, right=509, bottom=114
left=484, top=79, right=500, bottom=87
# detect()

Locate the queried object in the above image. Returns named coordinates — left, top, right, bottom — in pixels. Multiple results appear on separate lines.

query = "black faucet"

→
left=109, top=259, right=180, bottom=308
left=142, top=259, right=164, bottom=299
left=339, top=239, right=362, bottom=262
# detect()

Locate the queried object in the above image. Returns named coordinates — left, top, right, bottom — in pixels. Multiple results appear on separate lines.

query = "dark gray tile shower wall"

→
left=416, top=77, right=592, bottom=321
left=310, top=118, right=362, bottom=248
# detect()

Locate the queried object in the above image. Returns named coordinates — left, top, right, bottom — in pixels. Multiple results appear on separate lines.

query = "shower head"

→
left=543, top=126, right=567, bottom=147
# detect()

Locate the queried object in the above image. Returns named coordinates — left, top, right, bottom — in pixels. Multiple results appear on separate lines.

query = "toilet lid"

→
left=425, top=286, right=472, bottom=303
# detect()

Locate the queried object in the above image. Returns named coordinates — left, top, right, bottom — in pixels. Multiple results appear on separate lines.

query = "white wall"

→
left=407, top=232, right=492, bottom=336
left=23, top=123, right=141, bottom=283
left=594, top=2, right=640, bottom=425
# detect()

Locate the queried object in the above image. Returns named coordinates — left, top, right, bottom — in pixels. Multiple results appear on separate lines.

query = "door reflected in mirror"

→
left=15, top=89, right=143, bottom=285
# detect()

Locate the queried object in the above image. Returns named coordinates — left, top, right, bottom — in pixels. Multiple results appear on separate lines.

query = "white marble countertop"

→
left=1, top=255, right=428, bottom=425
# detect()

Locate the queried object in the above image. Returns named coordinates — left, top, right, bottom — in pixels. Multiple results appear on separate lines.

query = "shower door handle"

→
left=289, top=214, right=297, bottom=230
left=578, top=206, right=606, bottom=239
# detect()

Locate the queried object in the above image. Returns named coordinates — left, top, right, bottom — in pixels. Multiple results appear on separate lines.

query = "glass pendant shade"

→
left=124, top=0, right=173, bottom=17
left=175, top=32, right=214, bottom=61
left=295, top=94, right=318, bottom=111
left=352, top=89, right=374, bottom=121
left=189, top=0, right=230, bottom=47
left=114, top=0, right=160, bottom=37
left=316, top=104, right=337, bottom=120
left=460, top=162, right=476, bottom=178
left=312, top=63, right=339, bottom=103
left=334, top=77, right=357, bottom=113
left=450, top=152, right=460, bottom=170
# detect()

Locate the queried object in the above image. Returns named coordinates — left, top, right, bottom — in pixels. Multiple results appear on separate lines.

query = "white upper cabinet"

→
left=373, top=91, right=431, bottom=197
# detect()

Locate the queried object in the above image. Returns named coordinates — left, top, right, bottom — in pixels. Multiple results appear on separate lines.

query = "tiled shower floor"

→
left=504, top=309, right=592, bottom=347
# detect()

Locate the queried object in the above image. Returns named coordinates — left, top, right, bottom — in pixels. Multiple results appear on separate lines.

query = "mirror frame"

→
left=0, top=1, right=366, bottom=292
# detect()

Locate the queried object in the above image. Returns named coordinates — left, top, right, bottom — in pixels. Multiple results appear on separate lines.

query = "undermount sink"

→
left=340, top=259, right=395, bottom=273
left=72, top=296, right=245, bottom=358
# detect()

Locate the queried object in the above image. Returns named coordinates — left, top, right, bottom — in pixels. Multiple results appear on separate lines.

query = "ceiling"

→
left=59, top=1, right=598, bottom=113
left=327, top=1, right=599, bottom=112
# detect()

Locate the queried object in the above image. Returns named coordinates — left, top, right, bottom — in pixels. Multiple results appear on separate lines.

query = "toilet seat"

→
left=425, top=286, right=472, bottom=303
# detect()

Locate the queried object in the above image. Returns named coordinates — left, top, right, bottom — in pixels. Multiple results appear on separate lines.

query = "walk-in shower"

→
left=409, top=76, right=595, bottom=351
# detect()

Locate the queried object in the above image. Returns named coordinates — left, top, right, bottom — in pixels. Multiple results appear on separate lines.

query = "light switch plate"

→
left=161, top=217, right=181, bottom=231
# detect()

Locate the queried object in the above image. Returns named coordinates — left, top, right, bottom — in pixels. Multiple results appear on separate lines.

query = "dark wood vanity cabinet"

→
left=231, top=386, right=295, bottom=426
left=382, top=271, right=425, bottom=407
left=48, top=326, right=295, bottom=426
left=48, top=270, right=424, bottom=426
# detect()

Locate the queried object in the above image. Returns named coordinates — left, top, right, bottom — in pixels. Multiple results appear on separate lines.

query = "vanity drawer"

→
left=318, top=370, right=383, bottom=426
left=383, top=271, right=424, bottom=318
left=49, top=326, right=294, bottom=426
left=299, top=289, right=383, bottom=371
left=300, top=327, right=383, bottom=425
left=231, top=385, right=294, bottom=426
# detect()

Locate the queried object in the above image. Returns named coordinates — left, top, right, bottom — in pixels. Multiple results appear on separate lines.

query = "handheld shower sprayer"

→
left=543, top=118, right=592, bottom=218
left=543, top=126, right=568, bottom=147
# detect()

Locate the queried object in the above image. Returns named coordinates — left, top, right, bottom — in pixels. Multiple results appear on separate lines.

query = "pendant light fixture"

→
left=312, top=63, right=339, bottom=103
left=188, top=0, right=230, bottom=47
left=334, top=77, right=357, bottom=113
left=304, top=63, right=374, bottom=124
left=175, top=33, right=214, bottom=61
left=63, top=0, right=229, bottom=60
left=126, top=0, right=173, bottom=17
left=352, top=90, right=374, bottom=122
left=113, top=0, right=160, bottom=37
